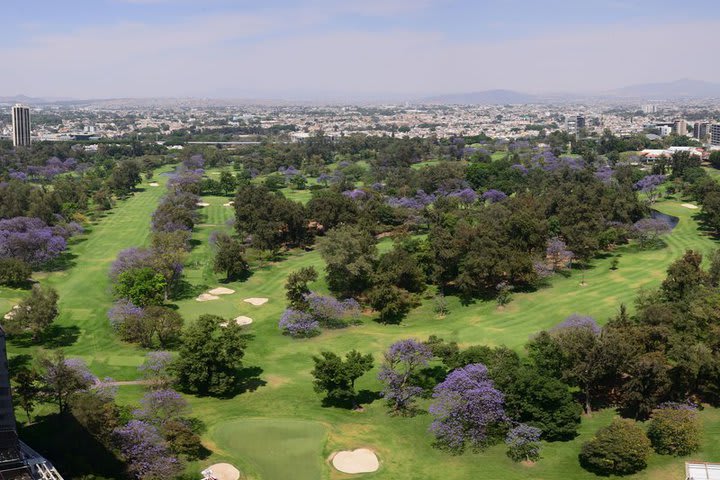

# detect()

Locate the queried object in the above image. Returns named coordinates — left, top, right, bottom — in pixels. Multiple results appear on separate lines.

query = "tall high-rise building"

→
left=576, top=115, right=586, bottom=130
left=672, top=119, right=687, bottom=136
left=711, top=124, right=720, bottom=146
left=694, top=123, right=709, bottom=140
left=11, top=105, right=31, bottom=148
left=0, top=326, right=63, bottom=480
left=642, top=104, right=657, bottom=114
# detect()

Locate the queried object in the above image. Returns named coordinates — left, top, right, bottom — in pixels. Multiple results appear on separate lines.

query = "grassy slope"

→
left=3, top=171, right=719, bottom=479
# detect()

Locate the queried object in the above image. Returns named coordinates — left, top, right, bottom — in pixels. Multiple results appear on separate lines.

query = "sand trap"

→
left=148, top=182, right=159, bottom=187
left=208, top=287, right=235, bottom=295
left=332, top=449, right=379, bottom=474
left=234, top=316, right=253, bottom=326
left=3, top=305, right=20, bottom=320
left=196, top=293, right=220, bottom=302
left=196, top=202, right=210, bottom=207
left=682, top=203, right=699, bottom=209
left=223, top=201, right=235, bottom=207
left=243, top=297, right=269, bottom=306
left=202, top=463, right=240, bottom=480
left=221, top=316, right=253, bottom=328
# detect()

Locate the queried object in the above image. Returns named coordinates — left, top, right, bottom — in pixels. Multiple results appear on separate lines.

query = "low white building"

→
left=686, top=462, right=720, bottom=480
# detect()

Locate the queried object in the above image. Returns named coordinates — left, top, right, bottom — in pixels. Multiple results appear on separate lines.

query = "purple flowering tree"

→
left=546, top=237, right=574, bottom=271
left=0, top=217, right=67, bottom=267
left=378, top=339, right=432, bottom=414
left=138, top=351, right=174, bottom=389
left=595, top=166, right=614, bottom=184
left=109, top=247, right=154, bottom=281
left=39, top=353, right=97, bottom=413
left=632, top=218, right=671, bottom=248
left=113, top=420, right=182, bottom=479
left=429, top=363, right=507, bottom=453
left=634, top=174, right=666, bottom=204
left=305, top=293, right=360, bottom=328
left=108, top=299, right=145, bottom=332
left=278, top=309, right=320, bottom=338
left=342, top=189, right=367, bottom=201
left=134, top=389, right=189, bottom=426
left=482, top=189, right=508, bottom=203
left=446, top=188, right=478, bottom=206
left=506, top=424, right=542, bottom=462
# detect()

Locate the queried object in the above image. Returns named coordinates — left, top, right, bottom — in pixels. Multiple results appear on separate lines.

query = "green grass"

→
left=4, top=173, right=720, bottom=479
left=209, top=419, right=327, bottom=480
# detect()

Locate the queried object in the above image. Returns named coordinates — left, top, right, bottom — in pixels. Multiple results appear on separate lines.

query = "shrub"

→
left=579, top=418, right=651, bottom=475
left=506, top=424, right=542, bottom=462
left=0, top=258, right=31, bottom=286
left=647, top=403, right=701, bottom=456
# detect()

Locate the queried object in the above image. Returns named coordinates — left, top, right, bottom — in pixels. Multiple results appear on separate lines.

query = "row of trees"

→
left=306, top=249, right=717, bottom=473
left=107, top=155, right=207, bottom=347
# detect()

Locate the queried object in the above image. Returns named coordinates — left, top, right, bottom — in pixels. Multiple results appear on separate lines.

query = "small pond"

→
left=650, top=210, right=679, bottom=230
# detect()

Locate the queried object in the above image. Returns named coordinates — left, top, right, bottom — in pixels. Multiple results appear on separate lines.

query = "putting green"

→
left=211, top=418, right=327, bottom=480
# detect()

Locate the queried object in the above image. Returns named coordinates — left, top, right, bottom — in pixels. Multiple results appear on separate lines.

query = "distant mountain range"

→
left=3, top=79, right=720, bottom=106
left=0, top=95, right=75, bottom=104
left=421, top=89, right=538, bottom=105
left=605, top=78, right=720, bottom=99
left=420, top=79, right=720, bottom=105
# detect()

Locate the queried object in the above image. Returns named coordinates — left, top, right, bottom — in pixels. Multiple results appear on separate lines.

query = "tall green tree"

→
left=318, top=225, right=377, bottom=295
left=6, top=284, right=59, bottom=342
left=311, top=350, right=373, bottom=407
left=173, top=315, right=248, bottom=397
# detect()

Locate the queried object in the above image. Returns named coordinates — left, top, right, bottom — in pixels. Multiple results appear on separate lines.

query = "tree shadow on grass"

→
left=172, top=279, right=209, bottom=301
left=8, top=325, right=80, bottom=349
left=42, top=252, right=79, bottom=272
left=320, top=389, right=382, bottom=409
left=18, top=413, right=127, bottom=479
left=235, top=365, right=266, bottom=394
left=7, top=354, right=32, bottom=376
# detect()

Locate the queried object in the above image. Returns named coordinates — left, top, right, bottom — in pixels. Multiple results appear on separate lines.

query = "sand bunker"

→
left=3, top=305, right=19, bottom=320
left=202, top=463, right=240, bottom=480
left=332, top=449, right=379, bottom=474
left=196, top=293, right=220, bottom=302
left=234, top=316, right=253, bottom=326
left=196, top=202, right=211, bottom=207
left=223, top=201, right=235, bottom=207
left=682, top=203, right=699, bottom=209
left=220, top=316, right=253, bottom=327
left=148, top=182, right=159, bottom=187
left=243, top=297, right=269, bottom=306
left=208, top=287, right=235, bottom=295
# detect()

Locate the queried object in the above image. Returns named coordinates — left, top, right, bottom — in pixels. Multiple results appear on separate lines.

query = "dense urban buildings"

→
left=10, top=105, right=30, bottom=148
left=712, top=124, right=720, bottom=146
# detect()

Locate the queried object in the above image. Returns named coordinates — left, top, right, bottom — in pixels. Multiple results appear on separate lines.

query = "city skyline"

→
left=2, top=0, right=719, bottom=100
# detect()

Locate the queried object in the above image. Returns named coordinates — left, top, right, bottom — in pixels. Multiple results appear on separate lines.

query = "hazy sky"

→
left=2, top=0, right=719, bottom=99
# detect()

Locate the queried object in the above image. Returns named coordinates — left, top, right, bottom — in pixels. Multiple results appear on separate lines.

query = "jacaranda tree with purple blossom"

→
left=378, top=339, right=432, bottom=414
left=0, top=216, right=67, bottom=267
left=482, top=189, right=508, bottom=203
left=634, top=174, right=666, bottom=204
left=429, top=363, right=507, bottom=453
left=134, top=389, right=189, bottom=427
left=546, top=237, right=574, bottom=272
left=505, top=424, right=542, bottom=462
left=632, top=218, right=671, bottom=249
left=305, top=292, right=360, bottom=328
left=278, top=309, right=320, bottom=338
left=139, top=351, right=175, bottom=389
left=38, top=351, right=96, bottom=413
left=113, top=420, right=183, bottom=480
